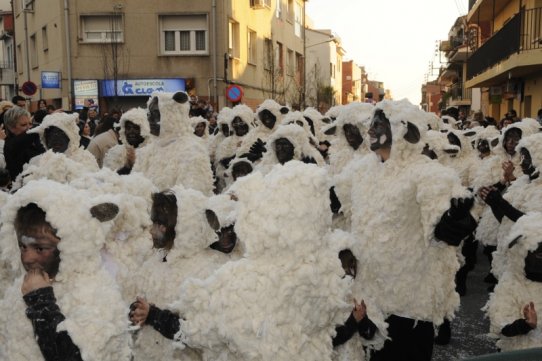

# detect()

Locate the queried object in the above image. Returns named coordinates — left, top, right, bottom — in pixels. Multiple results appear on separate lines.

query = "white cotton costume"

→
left=475, top=119, right=540, bottom=248
left=133, top=92, right=214, bottom=194
left=132, top=188, right=239, bottom=361
left=103, top=107, right=152, bottom=171
left=191, top=116, right=210, bottom=140
left=0, top=180, right=132, bottom=361
left=170, top=161, right=351, bottom=361
left=328, top=229, right=387, bottom=361
left=13, top=112, right=99, bottom=189
left=484, top=213, right=542, bottom=351
left=303, top=107, right=330, bottom=143
left=437, top=128, right=476, bottom=186
left=256, top=122, right=325, bottom=175
left=349, top=99, right=469, bottom=326
left=235, top=99, right=287, bottom=158
left=209, top=107, right=233, bottom=164
left=488, top=133, right=542, bottom=279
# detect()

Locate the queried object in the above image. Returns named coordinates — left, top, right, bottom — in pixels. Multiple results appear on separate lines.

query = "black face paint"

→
left=368, top=109, right=392, bottom=151
left=232, top=161, right=253, bottom=181
left=124, top=120, right=144, bottom=147
left=525, top=243, right=542, bottom=282
left=274, top=137, right=294, bottom=164
left=338, top=249, right=357, bottom=279
left=147, top=97, right=161, bottom=136
left=259, top=109, right=276, bottom=129
left=477, top=139, right=490, bottom=156
left=221, top=123, right=230, bottom=137
left=232, top=116, right=249, bottom=137
left=44, top=126, right=70, bottom=153
left=209, top=225, right=237, bottom=254
left=343, top=124, right=363, bottom=150
left=504, top=128, right=522, bottom=156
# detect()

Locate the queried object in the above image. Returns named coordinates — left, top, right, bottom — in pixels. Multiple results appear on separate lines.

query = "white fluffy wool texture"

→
left=13, top=150, right=98, bottom=191
left=223, top=157, right=254, bottom=190
left=28, top=112, right=82, bottom=156
left=257, top=123, right=325, bottom=174
left=439, top=115, right=461, bottom=130
left=191, top=116, right=209, bottom=139
left=484, top=213, right=542, bottom=351
left=0, top=180, right=132, bottom=361
left=205, top=193, right=238, bottom=229
left=132, top=186, right=234, bottom=361
left=104, top=108, right=152, bottom=171
left=437, top=129, right=476, bottom=186
left=133, top=101, right=214, bottom=194
left=349, top=102, right=468, bottom=324
left=303, top=106, right=327, bottom=142
left=171, top=162, right=351, bottom=361
left=327, top=102, right=373, bottom=176
left=281, top=110, right=319, bottom=145
left=208, top=107, right=234, bottom=162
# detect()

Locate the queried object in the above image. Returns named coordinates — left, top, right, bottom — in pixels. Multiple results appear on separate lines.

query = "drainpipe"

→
left=22, top=2, right=30, bottom=82
left=212, top=0, right=218, bottom=109
left=64, top=0, right=73, bottom=109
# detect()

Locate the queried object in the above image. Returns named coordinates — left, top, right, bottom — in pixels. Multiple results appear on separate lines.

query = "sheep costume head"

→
left=205, top=193, right=242, bottom=253
left=119, top=107, right=151, bottom=147
left=281, top=110, right=319, bottom=144
left=516, top=132, right=542, bottom=180
left=370, top=99, right=427, bottom=161
left=472, top=125, right=500, bottom=156
left=303, top=107, right=326, bottom=140
left=0, top=179, right=132, bottom=361
left=146, top=91, right=192, bottom=138
left=325, top=102, right=373, bottom=150
left=216, top=106, right=234, bottom=136
left=28, top=112, right=81, bottom=155
left=496, top=118, right=541, bottom=158
left=232, top=103, right=256, bottom=129
left=255, top=99, right=289, bottom=130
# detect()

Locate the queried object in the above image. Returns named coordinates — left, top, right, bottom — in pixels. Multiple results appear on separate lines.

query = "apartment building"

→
left=465, top=0, right=542, bottom=119
left=13, top=0, right=307, bottom=112
left=342, top=60, right=366, bottom=104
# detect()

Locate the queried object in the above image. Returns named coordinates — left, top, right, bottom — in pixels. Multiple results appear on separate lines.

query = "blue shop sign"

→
left=41, top=71, right=61, bottom=89
left=100, top=78, right=186, bottom=97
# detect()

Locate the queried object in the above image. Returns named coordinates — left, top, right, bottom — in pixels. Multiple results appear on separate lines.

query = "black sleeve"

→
left=329, top=186, right=342, bottom=214
left=484, top=190, right=524, bottom=223
left=146, top=305, right=181, bottom=340
left=357, top=315, right=377, bottom=340
left=79, top=107, right=89, bottom=121
left=24, top=287, right=83, bottom=361
left=116, top=165, right=133, bottom=175
left=501, top=319, right=534, bottom=337
left=491, top=181, right=508, bottom=193
left=435, top=211, right=477, bottom=246
left=332, top=313, right=358, bottom=347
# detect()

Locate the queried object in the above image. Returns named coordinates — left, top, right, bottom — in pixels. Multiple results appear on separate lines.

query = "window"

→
left=81, top=15, right=123, bottom=43
left=294, top=1, right=302, bottom=37
left=228, top=20, right=240, bottom=58
left=276, top=0, right=282, bottom=18
left=276, top=42, right=283, bottom=75
left=42, top=26, right=48, bottom=51
left=295, top=52, right=303, bottom=80
left=286, top=48, right=294, bottom=75
left=264, top=38, right=272, bottom=70
left=287, top=0, right=294, bottom=22
left=22, top=0, right=34, bottom=11
left=30, top=34, right=37, bottom=68
left=250, top=0, right=271, bottom=8
left=248, top=29, right=257, bottom=64
left=160, top=15, right=208, bottom=55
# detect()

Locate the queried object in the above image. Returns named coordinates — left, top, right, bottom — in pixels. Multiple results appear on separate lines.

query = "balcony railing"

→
left=467, top=7, right=542, bottom=80
left=450, top=82, right=472, bottom=101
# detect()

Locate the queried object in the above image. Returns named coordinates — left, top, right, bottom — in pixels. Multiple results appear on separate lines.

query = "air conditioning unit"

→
left=250, top=0, right=269, bottom=9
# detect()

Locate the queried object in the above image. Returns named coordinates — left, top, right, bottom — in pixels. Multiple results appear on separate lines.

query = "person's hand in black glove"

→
left=249, top=138, right=266, bottom=155
left=478, top=186, right=501, bottom=207
left=448, top=196, right=474, bottom=219
left=301, top=156, right=317, bottom=164
left=219, top=155, right=235, bottom=169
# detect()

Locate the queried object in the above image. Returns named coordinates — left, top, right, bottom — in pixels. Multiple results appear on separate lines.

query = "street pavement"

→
left=433, top=245, right=498, bottom=360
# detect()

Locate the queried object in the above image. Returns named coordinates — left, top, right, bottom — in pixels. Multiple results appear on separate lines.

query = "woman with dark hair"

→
left=78, top=120, right=91, bottom=149
left=37, top=99, right=47, bottom=111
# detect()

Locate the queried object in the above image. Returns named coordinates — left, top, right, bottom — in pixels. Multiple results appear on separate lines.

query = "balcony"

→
left=449, top=82, right=472, bottom=106
left=466, top=7, right=542, bottom=87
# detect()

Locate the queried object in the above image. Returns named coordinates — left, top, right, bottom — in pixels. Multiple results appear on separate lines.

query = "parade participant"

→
left=133, top=91, right=214, bottom=195
left=345, top=100, right=476, bottom=361
left=0, top=180, right=132, bottom=361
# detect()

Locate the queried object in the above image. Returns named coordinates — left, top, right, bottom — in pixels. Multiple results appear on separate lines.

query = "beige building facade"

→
left=13, top=0, right=307, bottom=112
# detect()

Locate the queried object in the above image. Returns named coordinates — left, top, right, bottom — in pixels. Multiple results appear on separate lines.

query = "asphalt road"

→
left=433, top=245, right=499, bottom=361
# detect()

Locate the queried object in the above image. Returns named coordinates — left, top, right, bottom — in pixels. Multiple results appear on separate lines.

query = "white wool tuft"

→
left=28, top=112, right=81, bottom=155
left=0, top=180, right=132, bottom=361
left=119, top=107, right=151, bottom=145
left=206, top=193, right=238, bottom=228
left=147, top=91, right=192, bottom=137
left=484, top=213, right=542, bottom=351
left=171, top=161, right=350, bottom=360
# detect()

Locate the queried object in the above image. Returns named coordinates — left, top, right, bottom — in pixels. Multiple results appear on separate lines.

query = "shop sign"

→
left=100, top=78, right=186, bottom=97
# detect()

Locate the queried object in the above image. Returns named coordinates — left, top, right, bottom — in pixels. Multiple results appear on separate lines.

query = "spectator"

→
left=32, top=109, right=48, bottom=126
left=208, top=112, right=218, bottom=135
left=37, top=99, right=47, bottom=111
left=12, top=95, right=26, bottom=108
left=46, top=104, right=56, bottom=114
left=87, top=116, right=120, bottom=167
left=536, top=108, right=542, bottom=125
left=78, top=120, right=91, bottom=149
left=0, top=100, right=14, bottom=126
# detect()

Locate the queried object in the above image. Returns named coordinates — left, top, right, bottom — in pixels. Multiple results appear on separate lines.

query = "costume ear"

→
left=508, top=235, right=522, bottom=249
left=464, top=131, right=476, bottom=137
left=90, top=203, right=119, bottom=222
left=279, top=106, right=290, bottom=115
left=172, top=92, right=189, bottom=104
left=440, top=129, right=449, bottom=133
left=304, top=116, right=316, bottom=135
left=205, top=209, right=220, bottom=231
left=321, top=117, right=331, bottom=124
left=324, top=125, right=337, bottom=135
left=404, top=121, right=420, bottom=144
left=490, top=138, right=500, bottom=148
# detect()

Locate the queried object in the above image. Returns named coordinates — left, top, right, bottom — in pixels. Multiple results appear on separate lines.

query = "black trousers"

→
left=371, top=314, right=434, bottom=361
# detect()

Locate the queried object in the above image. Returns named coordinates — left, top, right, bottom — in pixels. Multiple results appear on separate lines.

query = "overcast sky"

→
left=305, top=0, right=468, bottom=106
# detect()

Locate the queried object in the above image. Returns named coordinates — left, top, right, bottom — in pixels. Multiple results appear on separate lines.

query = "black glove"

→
left=448, top=197, right=474, bottom=220
left=219, top=155, right=235, bottom=169
left=483, top=189, right=503, bottom=209
left=249, top=138, right=267, bottom=155
left=301, top=156, right=317, bottom=164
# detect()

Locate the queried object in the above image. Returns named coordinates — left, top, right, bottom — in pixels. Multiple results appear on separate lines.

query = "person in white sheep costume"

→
left=0, top=179, right=132, bottom=361
left=478, top=132, right=542, bottom=281
left=133, top=91, right=214, bottom=194
left=235, top=99, right=289, bottom=162
left=215, top=104, right=254, bottom=193
left=208, top=106, right=234, bottom=164
left=327, top=229, right=388, bottom=361
left=475, top=119, right=541, bottom=278
left=348, top=99, right=476, bottom=361
left=191, top=116, right=209, bottom=140
left=12, top=112, right=99, bottom=190
left=223, top=157, right=254, bottom=191
left=155, top=161, right=351, bottom=361
left=103, top=107, right=152, bottom=173
left=129, top=187, right=241, bottom=361
left=484, top=212, right=542, bottom=351
left=256, top=121, right=325, bottom=175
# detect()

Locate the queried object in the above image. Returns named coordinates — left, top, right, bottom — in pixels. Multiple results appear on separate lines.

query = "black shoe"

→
left=434, top=319, right=451, bottom=345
